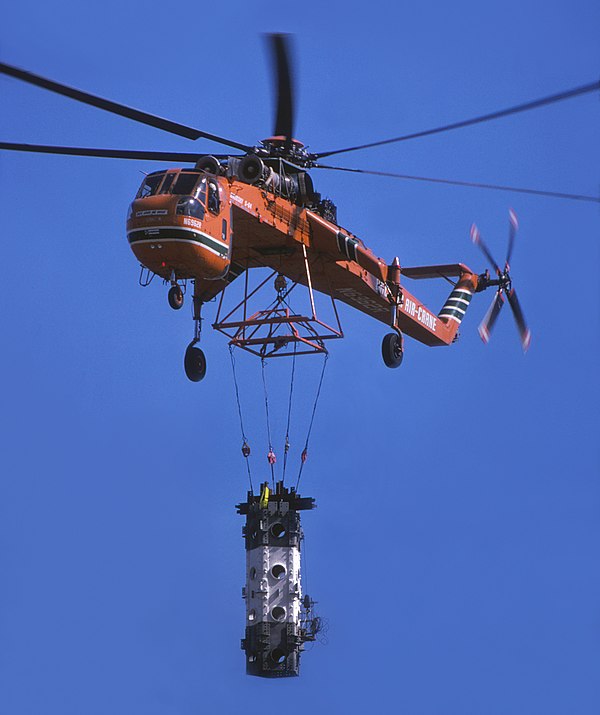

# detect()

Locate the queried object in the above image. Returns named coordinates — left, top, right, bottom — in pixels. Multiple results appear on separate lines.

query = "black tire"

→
left=168, top=285, right=184, bottom=310
left=382, top=332, right=404, bottom=368
left=184, top=345, right=207, bottom=382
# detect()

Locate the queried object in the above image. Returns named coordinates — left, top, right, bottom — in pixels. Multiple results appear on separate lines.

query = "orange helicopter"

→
left=5, top=35, right=597, bottom=380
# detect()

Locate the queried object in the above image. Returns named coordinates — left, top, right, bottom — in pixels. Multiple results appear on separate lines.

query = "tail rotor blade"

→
left=268, top=33, right=295, bottom=145
left=506, top=288, right=532, bottom=352
left=506, top=208, right=518, bottom=270
left=471, top=224, right=502, bottom=275
left=478, top=290, right=505, bottom=344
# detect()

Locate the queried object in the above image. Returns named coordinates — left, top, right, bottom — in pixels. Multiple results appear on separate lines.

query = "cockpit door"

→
left=201, top=178, right=232, bottom=278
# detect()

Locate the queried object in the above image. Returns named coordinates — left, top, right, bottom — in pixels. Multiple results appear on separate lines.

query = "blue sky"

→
left=1, top=1, right=599, bottom=713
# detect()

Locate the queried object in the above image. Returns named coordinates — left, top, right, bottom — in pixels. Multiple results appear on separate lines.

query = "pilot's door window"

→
left=207, top=181, right=220, bottom=214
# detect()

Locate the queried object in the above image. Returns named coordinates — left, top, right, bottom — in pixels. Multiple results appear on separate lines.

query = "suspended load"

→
left=237, top=481, right=319, bottom=677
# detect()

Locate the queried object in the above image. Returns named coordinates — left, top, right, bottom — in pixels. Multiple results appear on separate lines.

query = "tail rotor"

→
left=472, top=209, right=531, bottom=352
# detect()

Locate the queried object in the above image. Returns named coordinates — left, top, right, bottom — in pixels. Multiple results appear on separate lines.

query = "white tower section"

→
left=237, top=481, right=316, bottom=677
left=245, top=540, right=302, bottom=627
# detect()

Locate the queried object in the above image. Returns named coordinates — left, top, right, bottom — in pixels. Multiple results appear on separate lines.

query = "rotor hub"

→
left=257, top=137, right=314, bottom=167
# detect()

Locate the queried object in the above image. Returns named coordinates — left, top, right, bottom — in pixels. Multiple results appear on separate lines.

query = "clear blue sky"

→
left=1, top=1, right=599, bottom=713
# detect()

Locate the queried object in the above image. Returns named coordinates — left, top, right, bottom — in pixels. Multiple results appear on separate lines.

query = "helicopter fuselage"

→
left=126, top=166, right=480, bottom=349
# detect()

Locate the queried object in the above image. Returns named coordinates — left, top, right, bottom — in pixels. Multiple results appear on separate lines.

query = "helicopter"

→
left=4, top=34, right=598, bottom=679
left=2, top=35, right=597, bottom=381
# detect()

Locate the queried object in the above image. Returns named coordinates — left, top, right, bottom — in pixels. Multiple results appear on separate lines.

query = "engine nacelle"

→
left=195, top=155, right=222, bottom=175
left=238, top=154, right=269, bottom=185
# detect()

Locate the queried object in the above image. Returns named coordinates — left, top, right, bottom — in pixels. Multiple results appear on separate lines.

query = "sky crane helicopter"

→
left=2, top=35, right=598, bottom=380
left=3, top=34, right=599, bottom=678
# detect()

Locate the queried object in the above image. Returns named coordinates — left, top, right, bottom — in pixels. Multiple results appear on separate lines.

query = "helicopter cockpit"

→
left=127, top=167, right=231, bottom=285
left=134, top=169, right=222, bottom=219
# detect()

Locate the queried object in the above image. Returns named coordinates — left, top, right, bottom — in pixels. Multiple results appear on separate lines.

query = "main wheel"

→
left=184, top=345, right=207, bottom=382
left=168, top=285, right=184, bottom=310
left=382, top=332, right=404, bottom=368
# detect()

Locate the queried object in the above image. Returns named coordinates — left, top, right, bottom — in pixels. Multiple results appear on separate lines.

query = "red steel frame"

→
left=213, top=246, right=343, bottom=358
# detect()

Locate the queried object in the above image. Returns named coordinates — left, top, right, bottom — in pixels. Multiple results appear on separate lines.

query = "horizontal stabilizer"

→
left=402, top=263, right=472, bottom=280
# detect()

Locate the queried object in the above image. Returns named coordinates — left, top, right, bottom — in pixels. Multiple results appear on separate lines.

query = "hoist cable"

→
left=261, top=358, right=276, bottom=489
left=296, top=353, right=329, bottom=491
left=282, top=343, right=297, bottom=485
left=229, top=345, right=254, bottom=494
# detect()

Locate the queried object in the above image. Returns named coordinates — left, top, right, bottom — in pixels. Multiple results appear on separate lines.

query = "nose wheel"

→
left=168, top=284, right=184, bottom=310
left=382, top=332, right=404, bottom=368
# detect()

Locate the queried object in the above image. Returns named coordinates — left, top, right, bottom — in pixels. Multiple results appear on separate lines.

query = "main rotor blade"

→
left=506, top=288, right=532, bottom=352
left=478, top=290, right=505, bottom=344
left=268, top=34, right=295, bottom=144
left=0, top=62, right=252, bottom=152
left=313, top=79, right=600, bottom=159
left=0, top=142, right=235, bottom=162
left=506, top=208, right=518, bottom=270
left=314, top=164, right=600, bottom=204
left=471, top=224, right=502, bottom=275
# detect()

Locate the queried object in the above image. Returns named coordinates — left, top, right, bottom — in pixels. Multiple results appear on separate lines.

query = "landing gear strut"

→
left=382, top=331, right=403, bottom=368
left=184, top=285, right=207, bottom=382
left=382, top=257, right=404, bottom=369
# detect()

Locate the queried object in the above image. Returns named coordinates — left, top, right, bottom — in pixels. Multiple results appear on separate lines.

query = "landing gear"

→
left=168, top=285, right=184, bottom=310
left=184, top=284, right=206, bottom=381
left=382, top=332, right=403, bottom=368
left=184, top=342, right=207, bottom=382
left=382, top=258, right=404, bottom=369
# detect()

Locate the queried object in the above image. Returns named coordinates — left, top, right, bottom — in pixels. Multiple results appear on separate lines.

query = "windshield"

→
left=158, top=172, right=176, bottom=194
left=137, top=173, right=165, bottom=198
left=136, top=170, right=204, bottom=199
left=171, top=172, right=200, bottom=195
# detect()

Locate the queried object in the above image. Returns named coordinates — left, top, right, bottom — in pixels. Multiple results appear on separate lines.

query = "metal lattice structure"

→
left=213, top=245, right=343, bottom=358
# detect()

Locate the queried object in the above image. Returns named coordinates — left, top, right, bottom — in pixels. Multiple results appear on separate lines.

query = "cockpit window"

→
left=196, top=177, right=207, bottom=205
left=172, top=172, right=200, bottom=195
left=158, top=172, right=176, bottom=194
left=137, top=173, right=164, bottom=198
left=136, top=170, right=204, bottom=199
left=207, top=180, right=220, bottom=214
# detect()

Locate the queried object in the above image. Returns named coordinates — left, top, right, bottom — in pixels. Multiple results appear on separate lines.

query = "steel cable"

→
left=229, top=345, right=254, bottom=494
left=282, top=343, right=297, bottom=485
left=296, top=353, right=329, bottom=490
left=261, top=358, right=276, bottom=489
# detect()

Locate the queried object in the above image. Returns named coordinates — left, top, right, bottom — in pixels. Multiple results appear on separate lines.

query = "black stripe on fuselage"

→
left=127, top=227, right=228, bottom=257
